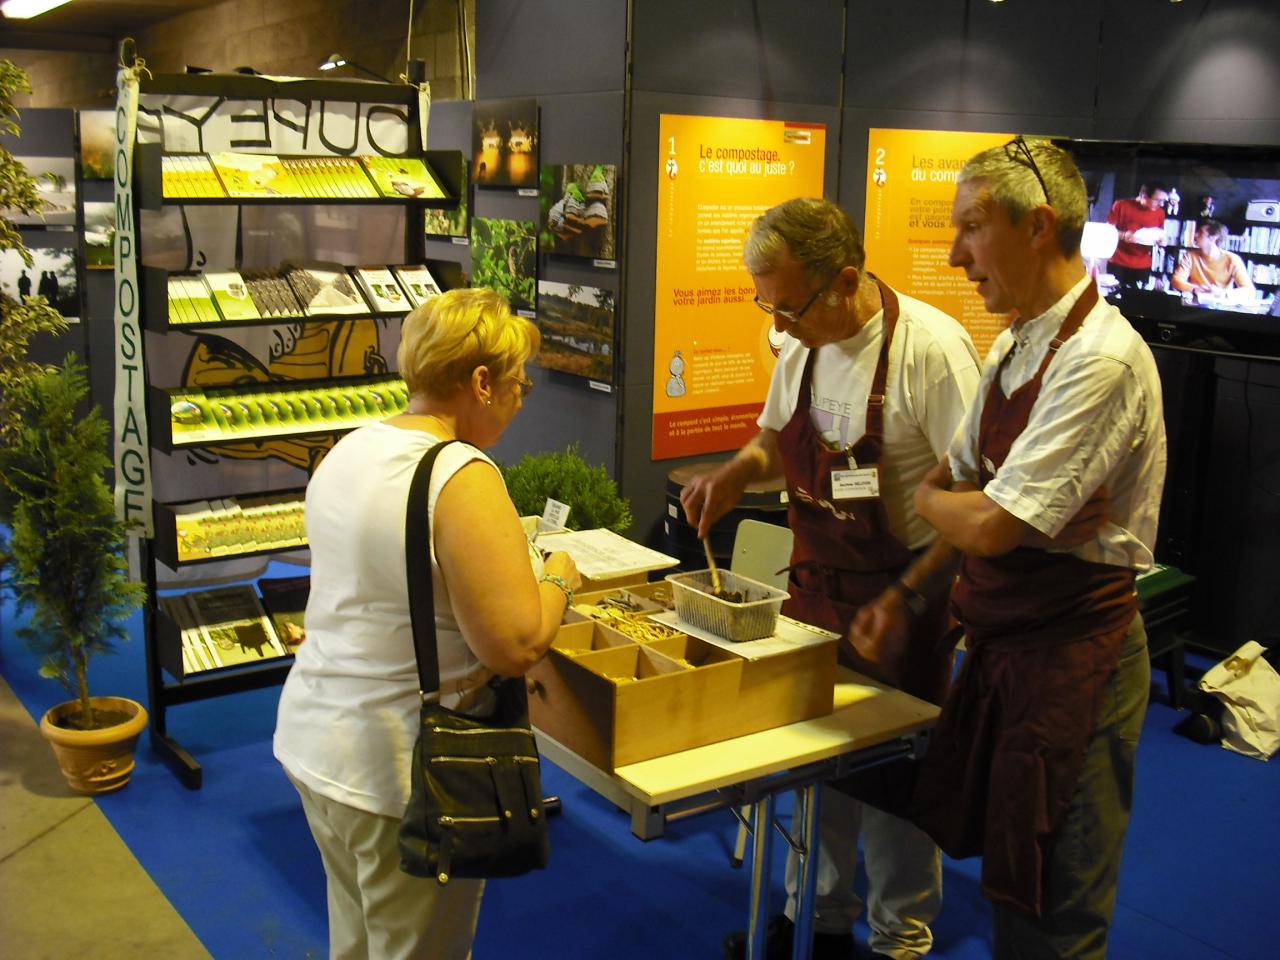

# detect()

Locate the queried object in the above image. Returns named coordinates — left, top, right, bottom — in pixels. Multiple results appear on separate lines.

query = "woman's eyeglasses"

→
left=1003, top=136, right=1051, bottom=206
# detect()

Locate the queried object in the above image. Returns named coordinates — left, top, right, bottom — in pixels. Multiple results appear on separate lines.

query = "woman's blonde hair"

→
left=396, top=288, right=540, bottom=400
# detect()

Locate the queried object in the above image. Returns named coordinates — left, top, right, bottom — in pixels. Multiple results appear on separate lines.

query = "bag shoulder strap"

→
left=405, top=438, right=460, bottom=695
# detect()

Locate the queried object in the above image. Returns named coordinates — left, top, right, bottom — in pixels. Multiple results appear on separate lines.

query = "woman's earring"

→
left=485, top=398, right=492, bottom=407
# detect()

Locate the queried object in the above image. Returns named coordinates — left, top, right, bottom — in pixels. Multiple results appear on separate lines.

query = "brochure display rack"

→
left=133, top=73, right=461, bottom=788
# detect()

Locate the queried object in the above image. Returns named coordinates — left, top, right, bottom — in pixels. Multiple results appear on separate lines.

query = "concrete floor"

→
left=0, top=674, right=211, bottom=959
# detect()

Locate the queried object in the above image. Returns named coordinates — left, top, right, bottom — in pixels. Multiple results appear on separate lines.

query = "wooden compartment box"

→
left=528, top=619, right=837, bottom=770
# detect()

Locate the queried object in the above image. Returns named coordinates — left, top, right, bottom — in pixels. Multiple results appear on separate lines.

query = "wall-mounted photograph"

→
left=0, top=246, right=80, bottom=322
left=535, top=280, right=615, bottom=384
left=471, top=98, right=539, bottom=189
left=539, top=163, right=617, bottom=261
left=471, top=217, right=537, bottom=312
left=79, top=109, right=116, bottom=180
left=423, top=153, right=469, bottom=238
left=4, top=156, right=77, bottom=225
left=83, top=201, right=116, bottom=269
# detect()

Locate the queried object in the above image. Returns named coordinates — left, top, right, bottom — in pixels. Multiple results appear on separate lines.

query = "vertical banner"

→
left=652, top=114, right=825, bottom=460
left=112, top=68, right=152, bottom=535
left=864, top=128, right=1012, bottom=357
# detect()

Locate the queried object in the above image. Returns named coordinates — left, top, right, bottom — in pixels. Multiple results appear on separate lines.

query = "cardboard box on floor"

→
left=528, top=613, right=837, bottom=770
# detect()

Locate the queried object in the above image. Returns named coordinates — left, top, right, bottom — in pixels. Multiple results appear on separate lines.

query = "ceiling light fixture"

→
left=318, top=53, right=392, bottom=83
left=1, top=0, right=75, bottom=19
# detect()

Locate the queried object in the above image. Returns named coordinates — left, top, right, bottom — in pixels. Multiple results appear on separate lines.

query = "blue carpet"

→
left=3, top=582, right=1278, bottom=959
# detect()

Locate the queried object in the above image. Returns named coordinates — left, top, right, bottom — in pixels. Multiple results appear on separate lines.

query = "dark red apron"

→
left=911, top=282, right=1138, bottom=917
left=777, top=278, right=952, bottom=704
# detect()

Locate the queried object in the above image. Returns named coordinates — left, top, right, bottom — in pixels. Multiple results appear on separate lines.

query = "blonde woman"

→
left=275, top=288, right=580, bottom=960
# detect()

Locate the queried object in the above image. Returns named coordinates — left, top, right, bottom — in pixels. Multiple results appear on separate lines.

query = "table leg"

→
left=791, top=783, right=821, bottom=960
left=746, top=792, right=775, bottom=960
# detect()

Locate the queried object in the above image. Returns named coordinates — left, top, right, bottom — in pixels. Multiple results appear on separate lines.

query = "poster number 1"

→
left=668, top=136, right=676, bottom=156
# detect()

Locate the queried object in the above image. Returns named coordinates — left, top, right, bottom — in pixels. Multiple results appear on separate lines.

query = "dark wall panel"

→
left=1097, top=0, right=1280, bottom=144
left=844, top=0, right=1103, bottom=119
left=476, top=0, right=627, bottom=97
left=631, top=0, right=845, bottom=104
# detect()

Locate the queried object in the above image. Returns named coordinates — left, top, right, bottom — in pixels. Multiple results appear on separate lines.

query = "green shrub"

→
left=501, top=444, right=632, bottom=534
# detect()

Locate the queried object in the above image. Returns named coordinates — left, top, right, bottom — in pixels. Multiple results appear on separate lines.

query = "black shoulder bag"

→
left=397, top=439, right=551, bottom=884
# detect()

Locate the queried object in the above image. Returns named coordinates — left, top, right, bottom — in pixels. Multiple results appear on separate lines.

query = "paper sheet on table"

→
left=650, top=610, right=836, bottom=660
left=535, top=528, right=678, bottom=580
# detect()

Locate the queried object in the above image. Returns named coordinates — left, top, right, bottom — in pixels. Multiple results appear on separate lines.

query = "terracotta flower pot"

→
left=39, top=696, right=149, bottom=795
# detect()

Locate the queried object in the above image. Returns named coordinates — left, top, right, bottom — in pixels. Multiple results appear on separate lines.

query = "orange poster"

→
left=864, top=128, right=1012, bottom=357
left=652, top=114, right=826, bottom=459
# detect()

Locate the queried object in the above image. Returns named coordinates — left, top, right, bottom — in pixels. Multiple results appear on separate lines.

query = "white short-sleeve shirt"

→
left=759, top=288, right=981, bottom=549
left=948, top=275, right=1168, bottom=570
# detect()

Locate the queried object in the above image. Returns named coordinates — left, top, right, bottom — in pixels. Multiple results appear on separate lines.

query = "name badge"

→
left=831, top=467, right=879, bottom=500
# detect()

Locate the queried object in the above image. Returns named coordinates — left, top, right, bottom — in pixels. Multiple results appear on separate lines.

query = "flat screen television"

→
left=1054, top=138, right=1280, bottom=358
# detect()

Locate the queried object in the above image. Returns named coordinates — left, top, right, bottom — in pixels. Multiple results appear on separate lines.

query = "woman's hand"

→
left=542, top=551, right=582, bottom=595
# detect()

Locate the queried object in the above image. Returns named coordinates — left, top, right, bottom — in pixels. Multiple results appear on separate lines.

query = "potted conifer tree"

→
left=2, top=356, right=149, bottom=793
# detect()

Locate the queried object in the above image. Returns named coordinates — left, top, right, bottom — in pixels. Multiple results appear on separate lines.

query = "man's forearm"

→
left=733, top=432, right=784, bottom=484
left=898, top=538, right=961, bottom=607
left=915, top=484, right=1028, bottom=558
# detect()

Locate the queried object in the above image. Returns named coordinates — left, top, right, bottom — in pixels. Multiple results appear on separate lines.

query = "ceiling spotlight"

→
left=319, top=53, right=391, bottom=83
left=1, top=0, right=75, bottom=18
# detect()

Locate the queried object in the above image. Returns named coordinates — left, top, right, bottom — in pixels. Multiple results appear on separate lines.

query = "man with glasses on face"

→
left=854, top=138, right=1166, bottom=959
left=682, top=197, right=980, bottom=960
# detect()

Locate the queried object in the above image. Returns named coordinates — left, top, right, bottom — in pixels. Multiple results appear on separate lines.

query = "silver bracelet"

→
left=540, top=573, right=574, bottom=607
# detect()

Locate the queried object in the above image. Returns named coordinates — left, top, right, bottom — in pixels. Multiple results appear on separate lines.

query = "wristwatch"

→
left=889, top=579, right=928, bottom=619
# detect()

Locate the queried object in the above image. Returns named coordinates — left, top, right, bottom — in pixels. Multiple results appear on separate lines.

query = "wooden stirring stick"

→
left=702, top=537, right=722, bottom=593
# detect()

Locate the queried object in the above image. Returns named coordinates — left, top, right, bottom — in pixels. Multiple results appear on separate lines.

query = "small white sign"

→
left=451, top=236, right=470, bottom=246
left=517, top=188, right=539, bottom=197
left=592, top=258, right=617, bottom=269
left=542, top=498, right=571, bottom=531
left=588, top=380, right=612, bottom=393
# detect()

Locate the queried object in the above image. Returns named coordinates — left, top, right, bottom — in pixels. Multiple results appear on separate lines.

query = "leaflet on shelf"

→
left=285, top=263, right=369, bottom=315
left=209, top=152, right=304, bottom=198
left=257, top=576, right=310, bottom=653
left=351, top=266, right=414, bottom=313
left=161, top=154, right=226, bottom=199
left=185, top=585, right=287, bottom=666
left=242, top=270, right=304, bottom=318
left=278, top=156, right=379, bottom=199
left=359, top=155, right=448, bottom=200
left=203, top=270, right=263, bottom=322
left=166, top=275, right=220, bottom=325
left=159, top=593, right=217, bottom=673
left=391, top=264, right=443, bottom=306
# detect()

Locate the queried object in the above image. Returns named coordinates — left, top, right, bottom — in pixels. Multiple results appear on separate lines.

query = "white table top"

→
left=537, top=668, right=939, bottom=808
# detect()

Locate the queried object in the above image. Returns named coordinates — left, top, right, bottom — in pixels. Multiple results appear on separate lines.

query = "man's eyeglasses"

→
left=513, top=375, right=534, bottom=398
left=1003, top=136, right=1051, bottom=206
left=753, top=274, right=836, bottom=323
